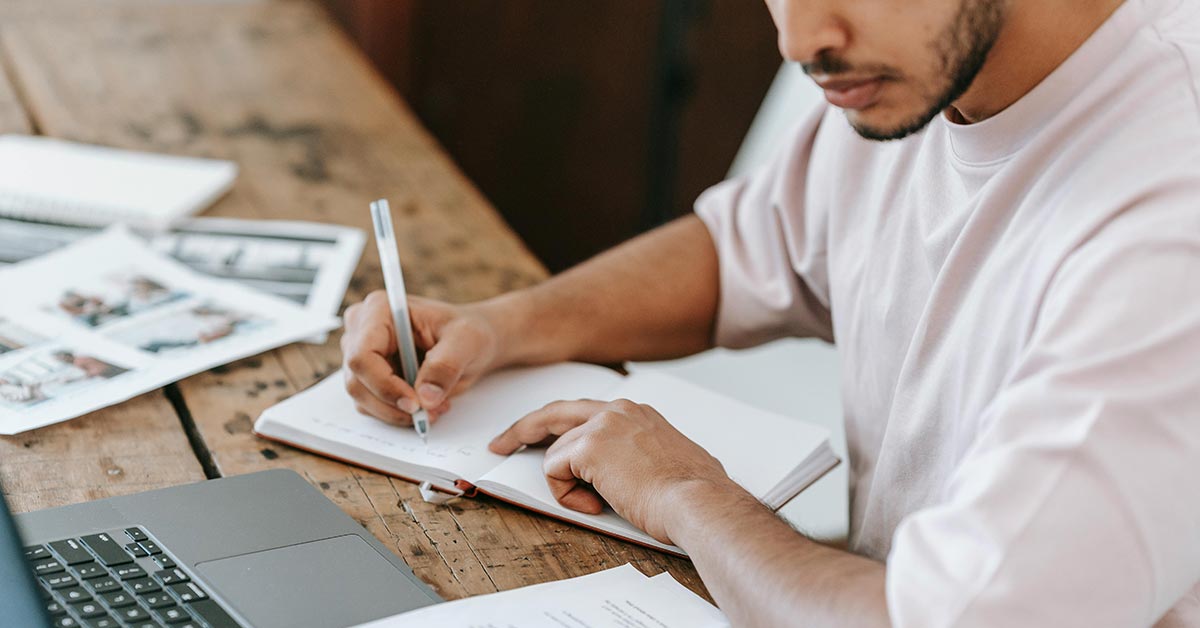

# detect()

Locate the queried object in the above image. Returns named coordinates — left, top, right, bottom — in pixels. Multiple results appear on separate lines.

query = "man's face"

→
left=766, top=0, right=1009, bottom=140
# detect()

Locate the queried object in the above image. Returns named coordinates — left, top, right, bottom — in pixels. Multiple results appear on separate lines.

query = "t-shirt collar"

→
left=941, top=0, right=1158, bottom=166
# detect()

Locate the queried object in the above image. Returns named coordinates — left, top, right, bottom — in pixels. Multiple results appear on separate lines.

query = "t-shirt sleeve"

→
left=694, top=103, right=835, bottom=348
left=886, top=205, right=1200, bottom=627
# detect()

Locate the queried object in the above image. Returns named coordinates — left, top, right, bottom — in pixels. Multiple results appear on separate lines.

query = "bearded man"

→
left=342, top=1, right=1200, bottom=625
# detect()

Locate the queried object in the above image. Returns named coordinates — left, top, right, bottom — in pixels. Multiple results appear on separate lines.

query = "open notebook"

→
left=0, top=135, right=237, bottom=229
left=254, top=363, right=839, bottom=555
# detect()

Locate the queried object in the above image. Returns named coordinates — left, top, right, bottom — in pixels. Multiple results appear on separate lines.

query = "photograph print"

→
left=0, top=346, right=130, bottom=411
left=49, top=270, right=189, bottom=328
left=107, top=301, right=270, bottom=355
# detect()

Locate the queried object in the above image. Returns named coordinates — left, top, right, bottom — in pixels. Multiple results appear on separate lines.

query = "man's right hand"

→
left=341, top=292, right=504, bottom=427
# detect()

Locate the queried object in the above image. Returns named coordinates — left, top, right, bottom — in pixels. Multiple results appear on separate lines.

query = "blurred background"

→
left=323, top=0, right=782, bottom=272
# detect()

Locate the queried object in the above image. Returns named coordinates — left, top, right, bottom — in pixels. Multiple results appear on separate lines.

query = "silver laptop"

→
left=1, top=469, right=441, bottom=628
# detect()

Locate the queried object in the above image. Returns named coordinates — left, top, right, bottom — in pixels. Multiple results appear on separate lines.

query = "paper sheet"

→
left=0, top=227, right=338, bottom=434
left=352, top=564, right=730, bottom=628
left=0, top=216, right=364, bottom=343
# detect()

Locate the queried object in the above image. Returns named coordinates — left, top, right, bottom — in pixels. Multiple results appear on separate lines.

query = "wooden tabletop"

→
left=0, top=0, right=708, bottom=603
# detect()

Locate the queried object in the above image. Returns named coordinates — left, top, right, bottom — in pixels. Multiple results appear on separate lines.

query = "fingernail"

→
left=398, top=397, right=420, bottom=414
left=418, top=383, right=444, bottom=406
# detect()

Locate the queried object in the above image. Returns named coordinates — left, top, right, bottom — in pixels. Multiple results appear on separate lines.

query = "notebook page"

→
left=352, top=564, right=729, bottom=628
left=608, top=370, right=830, bottom=499
left=477, top=369, right=831, bottom=515
left=256, top=363, right=623, bottom=483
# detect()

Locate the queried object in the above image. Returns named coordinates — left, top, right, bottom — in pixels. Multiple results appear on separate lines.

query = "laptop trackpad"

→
left=195, top=534, right=433, bottom=628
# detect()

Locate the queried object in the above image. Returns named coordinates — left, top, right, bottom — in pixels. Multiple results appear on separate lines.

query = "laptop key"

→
left=169, top=582, right=208, bottom=602
left=158, top=606, right=193, bottom=624
left=88, top=576, right=122, bottom=593
left=51, top=615, right=78, bottom=627
left=116, top=604, right=152, bottom=622
left=73, top=562, right=106, bottom=579
left=82, top=615, right=119, bottom=628
left=188, top=599, right=240, bottom=628
left=129, top=578, right=161, bottom=595
left=32, top=557, right=65, bottom=575
left=26, top=544, right=51, bottom=560
left=59, top=586, right=92, bottom=603
left=71, top=600, right=107, bottom=618
left=141, top=592, right=175, bottom=608
left=79, top=533, right=132, bottom=567
left=155, top=568, right=190, bottom=585
left=124, top=542, right=149, bottom=558
left=49, top=538, right=94, bottom=565
left=42, top=573, right=77, bottom=589
left=114, top=564, right=146, bottom=580
left=124, top=527, right=148, bottom=542
left=152, top=554, right=177, bottom=569
left=139, top=540, right=162, bottom=555
left=101, top=590, right=135, bottom=608
left=46, top=599, right=65, bottom=615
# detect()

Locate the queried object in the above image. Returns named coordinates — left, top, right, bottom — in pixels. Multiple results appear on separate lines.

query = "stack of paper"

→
left=353, top=564, right=730, bottom=628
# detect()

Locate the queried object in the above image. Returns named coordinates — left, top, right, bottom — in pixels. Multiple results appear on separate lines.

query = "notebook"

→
left=0, top=135, right=237, bottom=229
left=254, top=362, right=839, bottom=555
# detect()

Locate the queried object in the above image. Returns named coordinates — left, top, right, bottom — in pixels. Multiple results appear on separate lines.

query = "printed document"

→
left=0, top=227, right=338, bottom=434
left=353, top=564, right=730, bottom=628
left=0, top=215, right=364, bottom=343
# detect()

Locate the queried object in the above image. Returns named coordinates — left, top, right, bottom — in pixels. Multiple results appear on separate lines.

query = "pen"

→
left=369, top=199, right=429, bottom=443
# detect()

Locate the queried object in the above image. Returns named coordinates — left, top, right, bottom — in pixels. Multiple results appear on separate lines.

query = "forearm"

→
left=667, top=480, right=890, bottom=628
left=479, top=214, right=720, bottom=366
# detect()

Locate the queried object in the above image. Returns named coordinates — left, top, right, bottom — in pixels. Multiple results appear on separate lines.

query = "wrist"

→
left=661, top=476, right=754, bottom=549
left=469, top=290, right=563, bottom=369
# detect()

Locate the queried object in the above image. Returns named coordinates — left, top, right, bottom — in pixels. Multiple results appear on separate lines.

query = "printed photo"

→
left=0, top=319, right=47, bottom=355
left=0, top=347, right=130, bottom=410
left=152, top=229, right=338, bottom=305
left=108, top=302, right=269, bottom=355
left=50, top=272, right=189, bottom=328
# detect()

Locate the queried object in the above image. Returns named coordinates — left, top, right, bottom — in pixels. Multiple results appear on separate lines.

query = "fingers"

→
left=412, top=328, right=479, bottom=411
left=348, top=349, right=419, bottom=407
left=343, top=291, right=422, bottom=416
left=487, top=400, right=609, bottom=455
left=543, top=434, right=604, bottom=514
left=345, top=370, right=414, bottom=427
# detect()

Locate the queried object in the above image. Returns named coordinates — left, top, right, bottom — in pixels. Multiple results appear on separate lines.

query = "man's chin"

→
left=844, top=105, right=942, bottom=142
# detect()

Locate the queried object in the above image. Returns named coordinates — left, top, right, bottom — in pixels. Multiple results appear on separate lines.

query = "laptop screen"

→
left=0, top=488, right=51, bottom=627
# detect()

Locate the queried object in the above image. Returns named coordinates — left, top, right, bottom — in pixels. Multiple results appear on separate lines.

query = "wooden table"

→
left=0, top=0, right=708, bottom=604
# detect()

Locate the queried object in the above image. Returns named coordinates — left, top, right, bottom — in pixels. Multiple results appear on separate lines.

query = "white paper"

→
left=256, top=364, right=622, bottom=484
left=0, top=227, right=338, bottom=434
left=352, top=564, right=730, bottom=628
left=0, top=134, right=236, bottom=229
left=0, top=216, right=365, bottom=343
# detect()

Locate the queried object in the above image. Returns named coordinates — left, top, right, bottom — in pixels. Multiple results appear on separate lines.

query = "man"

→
left=342, top=0, right=1200, bottom=625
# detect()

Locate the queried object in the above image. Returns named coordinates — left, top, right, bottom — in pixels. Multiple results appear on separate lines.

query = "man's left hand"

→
left=488, top=398, right=736, bottom=545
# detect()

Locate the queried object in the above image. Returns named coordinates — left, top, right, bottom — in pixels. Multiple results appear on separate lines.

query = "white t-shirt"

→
left=695, top=0, right=1200, bottom=625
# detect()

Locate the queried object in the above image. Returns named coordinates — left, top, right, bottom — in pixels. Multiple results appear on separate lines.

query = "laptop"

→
left=0, top=469, right=441, bottom=628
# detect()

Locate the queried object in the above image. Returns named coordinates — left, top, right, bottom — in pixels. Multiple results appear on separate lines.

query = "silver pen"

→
left=369, top=199, right=429, bottom=442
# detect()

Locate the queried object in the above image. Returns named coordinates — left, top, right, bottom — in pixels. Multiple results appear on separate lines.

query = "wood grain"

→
left=0, top=1, right=709, bottom=601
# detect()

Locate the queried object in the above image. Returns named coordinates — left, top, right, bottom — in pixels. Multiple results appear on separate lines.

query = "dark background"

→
left=323, top=1, right=781, bottom=272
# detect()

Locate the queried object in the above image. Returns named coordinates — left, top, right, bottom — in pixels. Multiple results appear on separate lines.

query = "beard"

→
left=806, top=0, right=1010, bottom=142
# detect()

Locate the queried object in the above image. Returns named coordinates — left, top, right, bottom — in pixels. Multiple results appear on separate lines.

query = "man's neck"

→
left=948, top=0, right=1127, bottom=124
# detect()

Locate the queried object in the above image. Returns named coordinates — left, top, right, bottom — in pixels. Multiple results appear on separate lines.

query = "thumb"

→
left=413, top=333, right=477, bottom=412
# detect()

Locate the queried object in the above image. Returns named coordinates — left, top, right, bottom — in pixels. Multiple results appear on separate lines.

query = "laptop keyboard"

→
left=25, top=526, right=242, bottom=628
